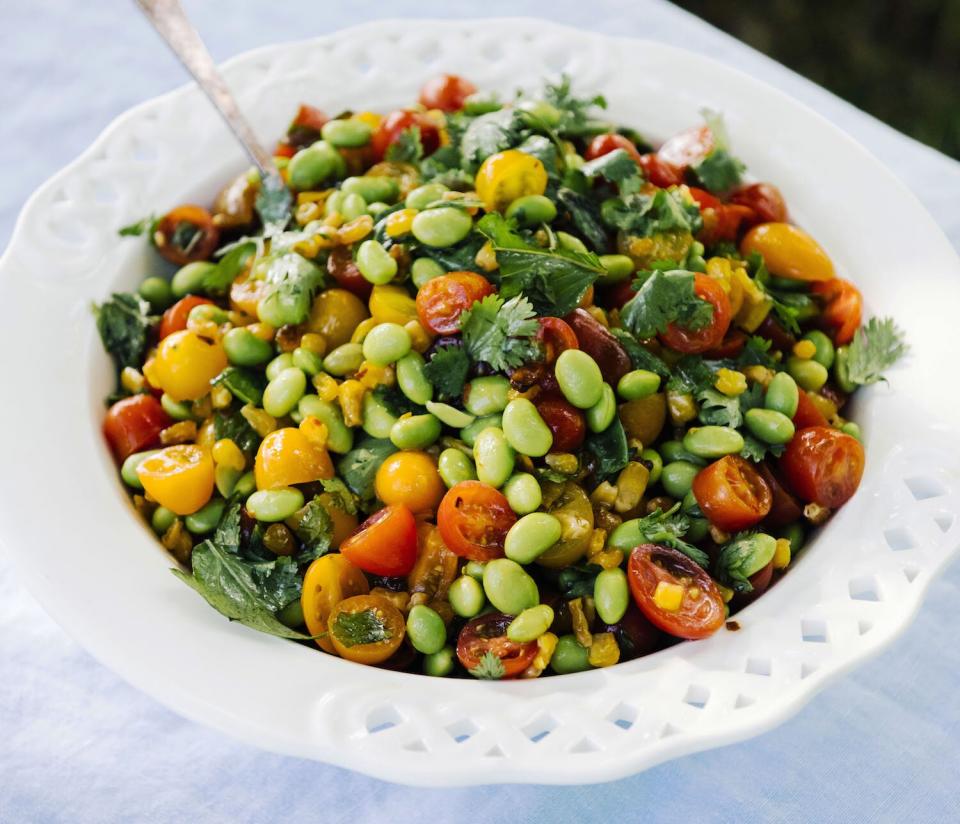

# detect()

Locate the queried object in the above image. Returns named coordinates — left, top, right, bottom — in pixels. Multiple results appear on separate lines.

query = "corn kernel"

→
left=614, top=461, right=650, bottom=513
left=590, top=549, right=624, bottom=570
left=161, top=518, right=193, bottom=565
left=211, top=385, right=233, bottom=409
left=212, top=438, right=246, bottom=471
left=160, top=420, right=197, bottom=446
left=338, top=380, right=366, bottom=427
left=804, top=502, right=831, bottom=525
left=569, top=597, right=593, bottom=648
left=369, top=586, right=411, bottom=612
left=323, top=211, right=344, bottom=229
left=120, top=367, right=145, bottom=394
left=808, top=391, right=838, bottom=421
left=312, top=372, right=340, bottom=402
left=587, top=528, right=607, bottom=557
left=295, top=201, right=322, bottom=226
left=298, top=415, right=329, bottom=450
left=240, top=404, right=277, bottom=438
left=773, top=537, right=792, bottom=569
left=296, top=190, right=333, bottom=206
left=793, top=339, right=817, bottom=360
left=522, top=632, right=559, bottom=678
left=586, top=306, right=609, bottom=328
left=717, top=583, right=735, bottom=603
left=653, top=580, right=685, bottom=612
left=356, top=360, right=395, bottom=389
left=385, top=208, right=418, bottom=238
left=337, top=214, right=374, bottom=245
left=404, top=319, right=433, bottom=353
left=667, top=390, right=698, bottom=425
left=298, top=332, right=327, bottom=356
left=588, top=632, right=621, bottom=668
left=350, top=317, right=378, bottom=344
left=715, top=367, right=747, bottom=396
left=743, top=365, right=775, bottom=387
left=196, top=417, right=217, bottom=450
left=474, top=240, right=498, bottom=272
left=247, top=323, right=275, bottom=342
left=354, top=111, right=382, bottom=130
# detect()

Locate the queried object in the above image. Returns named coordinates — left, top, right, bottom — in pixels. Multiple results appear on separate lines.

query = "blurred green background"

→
left=675, top=0, right=960, bottom=159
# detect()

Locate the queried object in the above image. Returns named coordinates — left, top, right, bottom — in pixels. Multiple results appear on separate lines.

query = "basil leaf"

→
left=212, top=367, right=266, bottom=406
left=95, top=292, right=155, bottom=372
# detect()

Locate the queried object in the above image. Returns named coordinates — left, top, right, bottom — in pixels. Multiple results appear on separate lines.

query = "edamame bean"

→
left=463, top=561, right=486, bottom=582
left=556, top=231, right=588, bottom=254
left=463, top=93, right=501, bottom=115
left=802, top=330, right=835, bottom=369
left=426, top=401, right=474, bottom=428
left=641, top=448, right=663, bottom=484
left=321, top=118, right=372, bottom=148
left=660, top=440, right=706, bottom=466
left=423, top=646, right=455, bottom=677
left=683, top=426, right=745, bottom=459
left=263, top=367, right=307, bottom=417
left=502, top=398, right=553, bottom=456
left=411, top=207, right=473, bottom=248
left=215, top=465, right=241, bottom=498
left=390, top=413, right=442, bottom=449
left=686, top=516, right=709, bottom=542
left=396, top=352, right=433, bottom=405
left=411, top=256, right=445, bottom=288
left=464, top=376, right=511, bottom=416
left=356, top=239, right=398, bottom=285
left=121, top=449, right=159, bottom=489
left=171, top=261, right=215, bottom=297
left=246, top=487, right=304, bottom=522
left=323, top=342, right=364, bottom=376
left=287, top=141, right=343, bottom=190
left=502, top=472, right=542, bottom=515
left=585, top=383, right=617, bottom=434
left=341, top=174, right=400, bottom=203
left=594, top=567, right=629, bottom=625
left=721, top=532, right=777, bottom=578
left=291, top=347, right=324, bottom=376
left=339, top=192, right=367, bottom=221
left=362, top=322, right=411, bottom=366
left=361, top=392, right=398, bottom=438
left=266, top=352, right=295, bottom=381
left=448, top=575, right=486, bottom=618
left=505, top=513, right=562, bottom=564
left=764, top=371, right=799, bottom=417
left=608, top=518, right=645, bottom=551
left=744, top=408, right=795, bottom=445
left=223, top=327, right=273, bottom=367
left=188, top=303, right=228, bottom=326
left=298, top=395, right=354, bottom=453
left=185, top=498, right=226, bottom=535
left=234, top=471, right=256, bottom=500
left=617, top=369, right=661, bottom=400
left=473, top=427, right=515, bottom=488
left=517, top=98, right=563, bottom=125
left=459, top=414, right=502, bottom=447
left=324, top=190, right=345, bottom=217
left=482, top=558, right=539, bottom=615
left=151, top=506, right=177, bottom=535
left=787, top=356, right=828, bottom=391
left=139, top=276, right=173, bottom=309
left=507, top=604, right=555, bottom=642
left=406, top=604, right=447, bottom=654
left=598, top=254, right=634, bottom=284
left=505, top=194, right=557, bottom=226
left=778, top=522, right=805, bottom=554
left=161, top=392, right=194, bottom=421
left=366, top=201, right=390, bottom=218
left=841, top=421, right=862, bottom=441
left=551, top=634, right=593, bottom=674
left=555, top=349, right=603, bottom=409
left=833, top=346, right=856, bottom=393
left=438, top=448, right=477, bottom=487
left=661, top=460, right=701, bottom=498
left=405, top=182, right=449, bottom=210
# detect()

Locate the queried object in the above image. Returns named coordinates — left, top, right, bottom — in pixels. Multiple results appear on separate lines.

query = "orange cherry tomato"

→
left=159, top=295, right=214, bottom=340
left=792, top=390, right=829, bottom=429
left=812, top=278, right=863, bottom=345
left=657, top=124, right=714, bottom=169
left=301, top=554, right=370, bottom=653
left=437, top=481, right=516, bottom=562
left=327, top=594, right=406, bottom=665
left=638, top=153, right=684, bottom=187
left=419, top=74, right=477, bottom=112
left=456, top=612, right=538, bottom=678
left=692, top=454, right=772, bottom=532
left=374, top=451, right=446, bottom=514
left=254, top=428, right=334, bottom=490
left=136, top=444, right=215, bottom=515
left=536, top=317, right=579, bottom=363
left=103, top=394, right=172, bottom=461
left=415, top=271, right=494, bottom=335
left=535, top=397, right=587, bottom=453
left=584, top=133, right=643, bottom=165
left=740, top=223, right=834, bottom=283
left=688, top=187, right=754, bottom=244
left=730, top=182, right=788, bottom=225
left=781, top=426, right=865, bottom=508
left=151, top=330, right=228, bottom=401
left=628, top=544, right=725, bottom=640
left=371, top=110, right=440, bottom=161
left=659, top=272, right=732, bottom=354
left=153, top=205, right=220, bottom=266
left=340, top=504, right=418, bottom=577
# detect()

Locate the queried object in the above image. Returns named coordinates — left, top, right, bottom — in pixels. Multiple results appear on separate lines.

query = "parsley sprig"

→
left=460, top=293, right=541, bottom=372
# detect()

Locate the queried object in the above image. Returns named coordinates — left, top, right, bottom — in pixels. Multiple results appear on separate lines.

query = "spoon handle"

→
left=134, top=0, right=275, bottom=174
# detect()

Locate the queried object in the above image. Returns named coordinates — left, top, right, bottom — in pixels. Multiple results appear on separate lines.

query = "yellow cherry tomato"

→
left=740, top=222, right=834, bottom=282
left=475, top=149, right=548, bottom=212
left=301, top=554, right=370, bottom=652
left=137, top=444, right=214, bottom=515
left=152, top=330, right=228, bottom=402
left=327, top=594, right=406, bottom=664
left=369, top=284, right=418, bottom=325
left=229, top=272, right=269, bottom=318
left=308, top=288, right=369, bottom=349
left=374, top=451, right=445, bottom=514
left=254, top=427, right=334, bottom=490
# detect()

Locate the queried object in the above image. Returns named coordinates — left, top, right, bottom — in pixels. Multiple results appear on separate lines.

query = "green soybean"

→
left=598, top=254, right=634, bottom=284
left=556, top=231, right=588, bottom=254
left=356, top=239, right=398, bottom=285
left=266, top=352, right=295, bottom=381
left=161, top=393, right=194, bottom=421
left=833, top=346, right=856, bottom=393
left=617, top=369, right=661, bottom=401
left=473, top=427, right=515, bottom=488
left=390, top=414, right=441, bottom=449
left=660, top=439, right=706, bottom=466
left=765, top=371, right=799, bottom=417
left=438, top=448, right=477, bottom=487
left=683, top=426, right=745, bottom=459
left=551, top=635, right=593, bottom=674
left=594, top=567, right=629, bottom=625
left=185, top=498, right=226, bottom=535
left=505, top=513, right=562, bottom=564
left=323, top=342, right=364, bottom=376
left=555, top=349, right=603, bottom=409
left=120, top=449, right=159, bottom=489
left=139, top=276, right=173, bottom=309
left=502, top=398, right=554, bottom=456
left=608, top=518, right=646, bottom=551
left=459, top=414, right=502, bottom=447
left=188, top=303, right=228, bottom=326
left=263, top=367, right=307, bottom=417
left=448, top=575, right=486, bottom=618
left=423, top=646, right=456, bottom=677
left=661, top=460, right=701, bottom=498
left=406, top=604, right=447, bottom=654
left=321, top=118, right=371, bottom=148
left=507, top=604, right=555, bottom=642
left=517, top=98, right=562, bottom=126
left=405, top=182, right=449, bottom=210
left=223, top=327, right=273, bottom=367
left=463, top=93, right=501, bottom=115
left=341, top=175, right=399, bottom=203
left=641, top=448, right=663, bottom=484
left=745, top=408, right=795, bottom=445
left=292, top=347, right=323, bottom=376
left=366, top=201, right=390, bottom=218
left=411, top=256, right=445, bottom=288
left=585, top=383, right=617, bottom=434
left=246, top=487, right=304, bottom=522
left=482, top=558, right=539, bottom=615
left=215, top=465, right=241, bottom=498
left=426, top=401, right=474, bottom=428
left=362, top=322, right=411, bottom=366
left=171, top=261, right=215, bottom=297
left=361, top=392, right=398, bottom=438
left=396, top=351, right=433, bottom=405
left=324, top=191, right=345, bottom=217
left=464, top=376, right=511, bottom=416
left=803, top=330, right=836, bottom=369
left=505, top=194, right=557, bottom=226
left=841, top=421, right=862, bottom=441
left=287, top=141, right=343, bottom=190
left=502, top=472, right=542, bottom=515
left=298, top=395, right=354, bottom=453
left=339, top=192, right=367, bottom=221
left=787, top=356, right=829, bottom=391
left=686, top=516, right=709, bottom=542
left=778, top=522, right=805, bottom=554
left=151, top=506, right=177, bottom=535
left=411, top=207, right=473, bottom=248
left=721, top=532, right=777, bottom=578
left=463, top=561, right=486, bottom=582
left=233, top=471, right=256, bottom=500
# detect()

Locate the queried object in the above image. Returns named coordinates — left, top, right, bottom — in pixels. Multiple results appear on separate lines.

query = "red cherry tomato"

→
left=415, top=271, right=494, bottom=335
left=437, top=481, right=516, bottom=562
left=692, top=455, right=772, bottom=532
left=659, top=272, right=732, bottom=354
left=657, top=124, right=714, bottom=170
left=781, top=426, right=865, bottom=508
left=627, top=544, right=726, bottom=640
left=733, top=559, right=776, bottom=609
left=340, top=504, right=418, bottom=577
left=638, top=153, right=684, bottom=187
left=812, top=278, right=863, bottom=345
left=584, top=133, right=643, bottom=165
left=153, top=205, right=220, bottom=266
left=689, top=187, right=754, bottom=244
left=273, top=141, right=297, bottom=159
left=536, top=317, right=579, bottom=364
left=418, top=74, right=477, bottom=112
left=704, top=329, right=747, bottom=359
left=535, top=397, right=587, bottom=452
left=103, top=394, right=172, bottom=462
left=457, top=612, right=538, bottom=678
left=286, top=103, right=328, bottom=147
left=730, top=182, right=788, bottom=225
left=564, top=308, right=632, bottom=384
left=327, top=246, right=372, bottom=299
left=159, top=295, right=213, bottom=340
left=792, top=390, right=829, bottom=429
left=371, top=110, right=440, bottom=160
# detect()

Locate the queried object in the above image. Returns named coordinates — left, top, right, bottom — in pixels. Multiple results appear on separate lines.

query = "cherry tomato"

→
left=419, top=74, right=477, bottom=112
left=757, top=462, right=803, bottom=528
left=327, top=246, right=373, bottom=299
left=415, top=271, right=494, bottom=335
left=584, top=133, right=643, bottom=165
left=692, top=454, right=772, bottom=532
left=657, top=124, right=714, bottom=169
left=340, top=504, right=418, bottom=577
left=301, top=554, right=369, bottom=653
left=153, top=205, right=220, bottom=266
left=627, top=544, right=725, bottom=640
left=812, top=278, right=863, bottom=345
left=103, top=394, right=172, bottom=461
left=659, top=272, right=732, bottom=354
left=371, top=110, right=440, bottom=160
left=536, top=317, right=579, bottom=363
left=792, top=390, right=829, bottom=429
left=327, top=594, right=406, bottom=665
left=535, top=397, right=587, bottom=452
left=286, top=103, right=329, bottom=147
left=374, top=450, right=446, bottom=514
left=689, top=187, right=755, bottom=244
left=254, top=427, right=335, bottom=490
left=704, top=329, right=747, bottom=359
left=564, top=308, right=632, bottom=384
left=781, top=426, right=864, bottom=508
left=730, top=182, right=788, bottom=225
left=408, top=523, right=459, bottom=601
left=437, top=481, right=516, bottom=562
left=273, top=141, right=296, bottom=159
left=456, top=612, right=538, bottom=678
left=740, top=223, right=834, bottom=283
left=733, top=559, right=776, bottom=609
left=137, top=444, right=214, bottom=516
left=159, top=295, right=213, bottom=340
left=638, top=153, right=684, bottom=187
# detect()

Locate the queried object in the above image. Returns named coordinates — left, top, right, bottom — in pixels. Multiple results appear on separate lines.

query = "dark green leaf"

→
left=608, top=328, right=672, bottom=378
left=580, top=148, right=642, bottom=195
left=556, top=563, right=603, bottom=599
left=844, top=317, right=908, bottom=386
left=736, top=336, right=777, bottom=368
left=585, top=418, right=629, bottom=482
left=423, top=346, right=470, bottom=401
left=460, top=108, right=525, bottom=170
left=214, top=409, right=261, bottom=454
left=622, top=505, right=710, bottom=568
left=416, top=234, right=487, bottom=274
left=212, top=367, right=266, bottom=406
left=697, top=388, right=742, bottom=428
left=460, top=293, right=541, bottom=372
left=118, top=215, right=156, bottom=237
left=332, top=607, right=394, bottom=647
left=714, top=532, right=776, bottom=593
left=692, top=149, right=745, bottom=193
left=542, top=74, right=607, bottom=134
left=517, top=134, right=559, bottom=174
left=338, top=438, right=398, bottom=503
left=95, top=292, right=155, bottom=372
left=386, top=126, right=424, bottom=164
left=740, top=435, right=785, bottom=463
left=555, top=188, right=608, bottom=253
left=600, top=189, right=702, bottom=236
left=666, top=355, right=716, bottom=395
left=204, top=242, right=256, bottom=295
left=620, top=269, right=714, bottom=340
left=291, top=496, right=334, bottom=562
left=320, top=478, right=359, bottom=516
left=372, top=383, right=425, bottom=418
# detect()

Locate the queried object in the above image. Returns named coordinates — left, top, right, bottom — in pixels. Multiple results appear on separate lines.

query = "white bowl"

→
left=2, top=18, right=960, bottom=786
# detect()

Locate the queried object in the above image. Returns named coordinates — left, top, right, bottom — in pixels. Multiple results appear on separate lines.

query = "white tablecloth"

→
left=2, top=2, right=959, bottom=821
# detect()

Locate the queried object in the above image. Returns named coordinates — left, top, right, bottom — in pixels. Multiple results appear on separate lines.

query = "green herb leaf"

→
left=600, top=189, right=702, bottom=236
left=714, top=532, right=777, bottom=593
left=468, top=650, right=506, bottom=680
left=697, top=388, right=742, bottom=428
left=118, top=215, right=156, bottom=237
left=542, top=74, right=607, bottom=134
left=338, top=438, right=399, bottom=504
left=204, top=241, right=256, bottom=296
left=95, top=292, right=155, bottom=372
left=740, top=435, right=785, bottom=463
left=620, top=269, right=714, bottom=340
left=608, top=328, right=672, bottom=378
left=460, top=293, right=541, bottom=372
left=386, top=126, right=424, bottom=164
left=580, top=148, right=642, bottom=195
left=517, top=134, right=559, bottom=174
left=625, top=505, right=710, bottom=568
left=666, top=355, right=716, bottom=395
left=556, top=563, right=603, bottom=599
left=692, top=149, right=745, bottom=194
left=214, top=409, right=261, bottom=454
left=423, top=345, right=470, bottom=401
left=555, top=188, right=608, bottom=253
left=320, top=478, right=359, bottom=516
left=255, top=172, right=292, bottom=236
left=585, top=417, right=629, bottom=482
left=290, top=496, right=334, bottom=562
left=372, top=383, right=425, bottom=418
left=460, top=108, right=526, bottom=170
left=736, top=336, right=777, bottom=368
left=844, top=317, right=908, bottom=386
left=259, top=252, right=325, bottom=326
left=212, top=367, right=266, bottom=406
left=332, top=608, right=393, bottom=647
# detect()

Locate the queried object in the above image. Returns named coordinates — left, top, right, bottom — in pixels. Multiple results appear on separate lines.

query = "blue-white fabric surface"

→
left=2, top=2, right=959, bottom=822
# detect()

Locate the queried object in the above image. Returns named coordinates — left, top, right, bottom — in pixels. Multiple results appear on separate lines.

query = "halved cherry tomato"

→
left=604, top=602, right=665, bottom=659
left=456, top=612, right=537, bottom=678
left=638, top=153, right=684, bottom=187
left=340, top=504, right=418, bottom=577
left=659, top=272, right=732, bottom=354
left=286, top=103, right=328, bottom=148
left=755, top=313, right=796, bottom=352
left=408, top=523, right=459, bottom=601
left=415, top=271, right=494, bottom=335
left=627, top=544, right=725, bottom=640
left=103, top=394, right=172, bottom=461
left=692, top=454, right=772, bottom=532
left=780, top=426, right=865, bottom=508
left=733, top=559, right=776, bottom=608
left=565, top=308, right=632, bottom=384
left=437, top=481, right=516, bottom=562
left=730, top=182, right=788, bottom=225
left=327, top=594, right=406, bottom=665
left=153, top=205, right=220, bottom=266
left=371, top=110, right=440, bottom=160
left=704, top=329, right=747, bottom=359
left=689, top=187, right=755, bottom=244
left=657, top=124, right=714, bottom=170
left=255, top=427, right=335, bottom=490
left=327, top=246, right=372, bottom=299
left=301, top=554, right=370, bottom=653
left=584, top=133, right=643, bottom=165
left=792, top=390, right=829, bottom=429
left=419, top=74, right=477, bottom=112
left=535, top=397, right=587, bottom=452
left=812, top=278, right=863, bottom=345
left=159, top=295, right=213, bottom=340
left=137, top=444, right=214, bottom=515
left=536, top=317, right=579, bottom=363
left=273, top=141, right=296, bottom=159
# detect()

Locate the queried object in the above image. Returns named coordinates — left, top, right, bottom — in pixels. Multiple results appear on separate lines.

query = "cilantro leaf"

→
left=332, top=608, right=393, bottom=647
left=580, top=148, right=642, bottom=195
left=517, top=134, right=559, bottom=174
left=203, top=241, right=256, bottom=296
left=609, top=328, right=672, bottom=378
left=737, top=336, right=776, bottom=368
left=118, top=215, right=156, bottom=237
left=460, top=293, right=541, bottom=372
left=338, top=438, right=399, bottom=504
left=556, top=563, right=603, bottom=599
left=258, top=252, right=325, bottom=326
left=255, top=172, right=292, bottom=236
left=416, top=234, right=488, bottom=274
left=666, top=355, right=716, bottom=395
left=697, top=388, right=742, bottom=428
left=469, top=650, right=506, bottom=680
left=585, top=418, right=629, bottom=482
left=289, top=497, right=333, bottom=562
left=617, top=505, right=710, bottom=568
left=95, top=292, right=155, bottom=372
left=739, top=433, right=785, bottom=463
left=212, top=367, right=266, bottom=406
left=423, top=345, right=470, bottom=401
left=542, top=74, right=607, bottom=135
left=320, top=478, right=358, bottom=516
left=714, top=531, right=777, bottom=593
left=692, top=149, right=745, bottom=194
left=620, top=269, right=714, bottom=340
left=214, top=409, right=261, bottom=454
left=600, top=189, right=702, bottom=236
left=460, top=108, right=526, bottom=170
left=555, top=188, right=608, bottom=253
left=843, top=317, right=908, bottom=386
left=386, top=126, right=424, bottom=164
